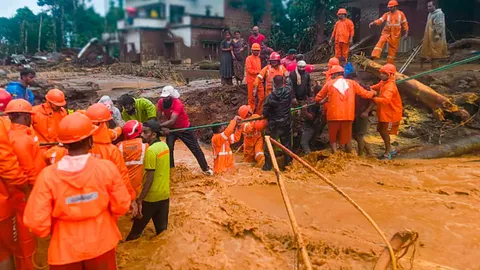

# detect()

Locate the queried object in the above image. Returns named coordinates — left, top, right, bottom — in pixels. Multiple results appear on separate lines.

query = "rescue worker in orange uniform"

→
left=0, top=89, right=12, bottom=129
left=371, top=64, right=403, bottom=160
left=23, top=112, right=131, bottom=269
left=324, top=57, right=340, bottom=82
left=0, top=90, right=29, bottom=270
left=32, top=89, right=68, bottom=144
left=369, top=0, right=409, bottom=64
left=117, top=120, right=148, bottom=195
left=254, top=52, right=288, bottom=114
left=315, top=65, right=376, bottom=153
left=86, top=103, right=138, bottom=210
left=5, top=99, right=47, bottom=270
left=211, top=116, right=241, bottom=174
left=330, top=8, right=355, bottom=59
left=235, top=105, right=265, bottom=167
left=245, top=43, right=263, bottom=114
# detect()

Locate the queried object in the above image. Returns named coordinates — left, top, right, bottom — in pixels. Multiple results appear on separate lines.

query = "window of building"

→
left=170, top=5, right=185, bottom=23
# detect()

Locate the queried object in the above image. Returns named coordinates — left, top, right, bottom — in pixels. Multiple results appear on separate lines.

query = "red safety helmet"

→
left=328, top=57, right=340, bottom=68
left=330, top=65, right=345, bottom=74
left=123, top=120, right=143, bottom=140
left=388, top=0, right=398, bottom=7
left=286, top=63, right=297, bottom=72
left=58, top=112, right=98, bottom=144
left=238, top=105, right=252, bottom=119
left=269, top=52, right=281, bottom=61
left=5, top=99, right=34, bottom=114
left=254, top=119, right=267, bottom=131
left=337, top=8, right=347, bottom=15
left=0, top=89, right=12, bottom=112
left=305, top=64, right=315, bottom=73
left=379, top=63, right=397, bottom=76
left=86, top=103, right=113, bottom=123
left=46, top=89, right=66, bottom=107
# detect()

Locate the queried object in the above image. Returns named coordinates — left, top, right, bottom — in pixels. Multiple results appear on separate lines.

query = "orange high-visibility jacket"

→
left=254, top=65, right=288, bottom=93
left=109, top=127, right=122, bottom=141
left=23, top=156, right=130, bottom=265
left=372, top=77, right=403, bottom=123
left=212, top=120, right=238, bottom=174
left=374, top=10, right=409, bottom=39
left=32, top=103, right=67, bottom=143
left=117, top=138, right=148, bottom=195
left=235, top=114, right=264, bottom=161
left=332, top=18, right=355, bottom=43
left=9, top=123, right=47, bottom=185
left=315, top=77, right=375, bottom=121
left=245, top=55, right=262, bottom=84
left=44, top=145, right=68, bottom=165
left=0, top=117, right=27, bottom=221
left=91, top=123, right=136, bottom=200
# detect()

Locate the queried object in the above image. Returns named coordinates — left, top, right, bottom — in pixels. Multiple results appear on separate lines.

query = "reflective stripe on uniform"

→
left=386, top=13, right=402, bottom=27
left=51, top=152, right=57, bottom=165
left=230, top=134, right=235, bottom=144
left=373, top=47, right=383, bottom=52
left=118, top=143, right=123, bottom=154
left=125, top=143, right=147, bottom=166
left=213, top=143, right=232, bottom=159
left=255, top=152, right=264, bottom=157
left=220, top=132, right=228, bottom=140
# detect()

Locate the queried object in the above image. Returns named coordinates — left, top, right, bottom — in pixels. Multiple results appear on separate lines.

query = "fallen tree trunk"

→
left=448, top=38, right=480, bottom=50
left=396, top=135, right=480, bottom=159
left=351, top=55, right=470, bottom=121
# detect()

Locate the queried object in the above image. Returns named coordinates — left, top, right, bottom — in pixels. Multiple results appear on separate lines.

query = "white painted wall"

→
left=171, top=27, right=192, bottom=47
left=124, top=30, right=141, bottom=54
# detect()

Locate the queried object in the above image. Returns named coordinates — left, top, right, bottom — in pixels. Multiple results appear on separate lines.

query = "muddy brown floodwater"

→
left=115, top=142, right=480, bottom=270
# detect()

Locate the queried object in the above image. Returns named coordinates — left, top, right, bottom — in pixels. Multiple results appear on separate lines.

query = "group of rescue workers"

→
left=0, top=0, right=444, bottom=269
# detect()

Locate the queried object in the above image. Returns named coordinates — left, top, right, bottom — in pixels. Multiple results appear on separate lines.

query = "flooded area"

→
left=115, top=142, right=480, bottom=269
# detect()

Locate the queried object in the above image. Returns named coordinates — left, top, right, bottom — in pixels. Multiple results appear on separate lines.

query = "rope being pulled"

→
left=268, top=137, right=398, bottom=270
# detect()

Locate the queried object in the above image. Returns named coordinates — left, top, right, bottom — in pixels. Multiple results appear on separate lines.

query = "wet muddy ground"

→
left=116, top=142, right=480, bottom=269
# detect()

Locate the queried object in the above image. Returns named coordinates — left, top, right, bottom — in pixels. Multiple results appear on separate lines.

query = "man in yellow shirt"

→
left=118, top=95, right=157, bottom=123
left=126, top=120, right=170, bottom=241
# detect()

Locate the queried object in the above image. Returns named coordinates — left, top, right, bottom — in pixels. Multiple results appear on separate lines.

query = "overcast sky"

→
left=1, top=0, right=106, bottom=18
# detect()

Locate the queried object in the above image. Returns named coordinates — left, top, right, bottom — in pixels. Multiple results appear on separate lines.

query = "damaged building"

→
left=114, top=0, right=271, bottom=64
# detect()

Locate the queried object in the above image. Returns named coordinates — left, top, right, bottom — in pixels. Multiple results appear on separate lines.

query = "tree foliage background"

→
left=0, top=0, right=122, bottom=58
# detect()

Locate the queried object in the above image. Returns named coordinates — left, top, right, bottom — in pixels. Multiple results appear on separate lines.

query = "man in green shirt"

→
left=118, top=95, right=157, bottom=123
left=126, top=120, right=170, bottom=241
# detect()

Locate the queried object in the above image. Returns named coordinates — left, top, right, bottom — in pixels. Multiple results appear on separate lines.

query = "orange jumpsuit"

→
left=254, top=65, right=288, bottom=114
left=332, top=18, right=355, bottom=59
left=8, top=123, right=47, bottom=270
left=0, top=117, right=28, bottom=264
left=23, top=155, right=130, bottom=266
left=44, top=145, right=68, bottom=165
left=372, top=77, right=403, bottom=133
left=371, top=10, right=409, bottom=64
left=212, top=120, right=238, bottom=174
left=315, top=77, right=375, bottom=144
left=245, top=54, right=263, bottom=115
left=117, top=138, right=148, bottom=195
left=235, top=114, right=264, bottom=166
left=32, top=103, right=67, bottom=143
left=91, top=123, right=136, bottom=201
left=110, top=127, right=123, bottom=141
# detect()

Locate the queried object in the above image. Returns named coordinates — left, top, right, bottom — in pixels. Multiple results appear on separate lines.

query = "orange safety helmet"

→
left=238, top=105, right=252, bottom=119
left=86, top=103, right=113, bottom=123
left=5, top=99, right=34, bottom=114
left=269, top=52, right=281, bottom=61
left=46, top=89, right=67, bottom=107
left=337, top=8, right=347, bottom=15
left=330, top=65, right=345, bottom=74
left=328, top=57, right=340, bottom=68
left=387, top=0, right=398, bottom=7
left=58, top=112, right=98, bottom=144
left=254, top=119, right=267, bottom=131
left=379, top=63, right=397, bottom=75
left=123, top=120, right=143, bottom=140
left=0, top=89, right=12, bottom=112
left=251, top=43, right=261, bottom=51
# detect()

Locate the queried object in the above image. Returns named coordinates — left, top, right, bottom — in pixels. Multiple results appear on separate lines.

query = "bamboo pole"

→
left=268, top=138, right=397, bottom=270
left=264, top=136, right=312, bottom=270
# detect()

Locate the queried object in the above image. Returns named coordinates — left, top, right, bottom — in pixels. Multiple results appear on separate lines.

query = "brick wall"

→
left=224, top=0, right=272, bottom=40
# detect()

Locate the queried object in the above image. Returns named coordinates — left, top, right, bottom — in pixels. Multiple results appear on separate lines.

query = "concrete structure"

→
left=116, top=0, right=271, bottom=64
